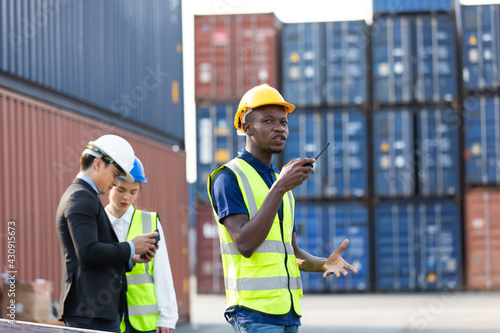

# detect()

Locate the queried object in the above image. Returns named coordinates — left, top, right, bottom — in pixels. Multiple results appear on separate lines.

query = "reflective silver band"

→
left=141, top=211, right=155, bottom=274
left=127, top=273, right=154, bottom=285
left=220, top=240, right=293, bottom=256
left=226, top=276, right=302, bottom=292
left=127, top=304, right=159, bottom=316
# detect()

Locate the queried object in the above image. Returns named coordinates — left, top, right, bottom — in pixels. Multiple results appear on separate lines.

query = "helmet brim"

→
left=121, top=171, right=135, bottom=183
left=235, top=101, right=295, bottom=131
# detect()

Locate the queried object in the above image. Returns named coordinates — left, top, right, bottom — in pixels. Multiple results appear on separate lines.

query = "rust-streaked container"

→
left=0, top=88, right=190, bottom=323
left=195, top=203, right=225, bottom=294
left=466, top=189, right=500, bottom=290
left=194, top=13, right=281, bottom=102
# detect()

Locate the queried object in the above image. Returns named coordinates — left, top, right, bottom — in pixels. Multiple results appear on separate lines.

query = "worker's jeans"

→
left=228, top=317, right=299, bottom=333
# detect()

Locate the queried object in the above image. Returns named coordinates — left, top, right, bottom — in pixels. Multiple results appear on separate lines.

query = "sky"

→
left=181, top=0, right=500, bottom=183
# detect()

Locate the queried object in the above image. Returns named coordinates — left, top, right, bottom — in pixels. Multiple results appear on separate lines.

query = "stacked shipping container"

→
left=194, top=14, right=282, bottom=293
left=282, top=21, right=370, bottom=292
left=0, top=0, right=184, bottom=145
left=0, top=88, right=190, bottom=322
left=462, top=4, right=500, bottom=290
left=371, top=2, right=462, bottom=291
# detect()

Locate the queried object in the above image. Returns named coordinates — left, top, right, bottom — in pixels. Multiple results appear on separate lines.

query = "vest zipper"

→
left=279, top=217, right=294, bottom=311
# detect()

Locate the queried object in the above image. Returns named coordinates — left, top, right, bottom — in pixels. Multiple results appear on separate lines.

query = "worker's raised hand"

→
left=277, top=158, right=316, bottom=192
left=131, top=231, right=159, bottom=254
left=323, top=239, right=359, bottom=278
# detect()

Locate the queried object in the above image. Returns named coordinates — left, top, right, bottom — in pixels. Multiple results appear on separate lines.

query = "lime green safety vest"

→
left=208, top=158, right=303, bottom=316
left=121, top=210, right=159, bottom=332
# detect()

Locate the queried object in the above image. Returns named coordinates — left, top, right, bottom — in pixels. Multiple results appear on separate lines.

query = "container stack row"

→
left=280, top=20, right=371, bottom=292
left=371, top=1, right=463, bottom=292
left=194, top=13, right=283, bottom=293
left=461, top=4, right=500, bottom=291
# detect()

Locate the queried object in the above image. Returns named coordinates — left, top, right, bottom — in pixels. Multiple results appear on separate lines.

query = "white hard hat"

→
left=84, top=134, right=135, bottom=182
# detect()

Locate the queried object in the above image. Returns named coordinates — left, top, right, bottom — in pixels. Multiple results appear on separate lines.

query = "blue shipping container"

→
left=324, top=202, right=370, bottom=291
left=0, top=0, right=184, bottom=143
left=324, top=109, right=367, bottom=198
left=414, top=14, right=457, bottom=102
left=324, top=21, right=368, bottom=106
left=372, top=14, right=457, bottom=104
left=197, top=102, right=240, bottom=202
left=294, top=202, right=329, bottom=292
left=284, top=110, right=325, bottom=198
left=372, top=16, right=414, bottom=104
left=464, top=95, right=500, bottom=185
left=373, top=109, right=415, bottom=196
left=282, top=22, right=326, bottom=107
left=417, top=108, right=459, bottom=195
left=373, top=0, right=455, bottom=15
left=375, top=199, right=461, bottom=291
left=462, top=5, right=500, bottom=91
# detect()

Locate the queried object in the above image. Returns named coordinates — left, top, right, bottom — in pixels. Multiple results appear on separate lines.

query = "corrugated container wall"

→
left=282, top=22, right=326, bottom=107
left=283, top=108, right=368, bottom=199
left=465, top=189, right=500, bottom=290
left=194, top=13, right=281, bottom=102
left=372, top=14, right=458, bottom=104
left=373, top=0, right=456, bottom=16
left=375, top=199, right=462, bottom=291
left=295, top=201, right=369, bottom=292
left=462, top=5, right=500, bottom=91
left=372, top=16, right=414, bottom=104
left=294, top=202, right=329, bottom=292
left=283, top=109, right=325, bottom=199
left=324, top=21, right=369, bottom=106
left=324, top=109, right=367, bottom=198
left=0, top=88, right=190, bottom=323
left=324, top=201, right=370, bottom=292
left=196, top=102, right=242, bottom=202
left=373, top=107, right=459, bottom=197
left=464, top=95, right=500, bottom=186
left=416, top=107, right=459, bottom=196
left=0, top=0, right=184, bottom=144
left=196, top=203, right=225, bottom=294
left=373, top=109, right=415, bottom=196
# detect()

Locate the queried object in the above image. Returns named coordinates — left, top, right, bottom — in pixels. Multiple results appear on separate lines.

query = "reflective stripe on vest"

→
left=123, top=210, right=159, bottom=332
left=208, top=158, right=303, bottom=316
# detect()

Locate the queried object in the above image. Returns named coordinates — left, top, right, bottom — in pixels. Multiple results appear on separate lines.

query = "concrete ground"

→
left=176, top=279, right=500, bottom=333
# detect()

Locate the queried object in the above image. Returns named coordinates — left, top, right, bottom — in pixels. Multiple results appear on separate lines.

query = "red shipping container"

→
left=194, top=13, right=281, bottom=102
left=195, top=203, right=225, bottom=294
left=465, top=189, right=500, bottom=290
left=0, top=88, right=190, bottom=323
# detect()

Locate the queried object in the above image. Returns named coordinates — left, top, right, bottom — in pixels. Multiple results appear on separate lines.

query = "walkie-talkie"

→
left=304, top=142, right=330, bottom=168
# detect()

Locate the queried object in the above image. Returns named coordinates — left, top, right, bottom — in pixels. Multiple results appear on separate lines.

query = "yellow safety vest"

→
left=121, top=210, right=159, bottom=332
left=208, top=158, right=303, bottom=316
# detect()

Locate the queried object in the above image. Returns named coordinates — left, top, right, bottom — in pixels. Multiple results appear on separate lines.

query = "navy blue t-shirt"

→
left=210, top=149, right=300, bottom=326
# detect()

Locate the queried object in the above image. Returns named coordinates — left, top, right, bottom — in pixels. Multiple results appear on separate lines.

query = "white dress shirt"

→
left=106, top=205, right=179, bottom=329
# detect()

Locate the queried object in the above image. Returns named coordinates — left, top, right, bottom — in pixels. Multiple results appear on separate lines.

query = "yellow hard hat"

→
left=234, top=84, right=295, bottom=131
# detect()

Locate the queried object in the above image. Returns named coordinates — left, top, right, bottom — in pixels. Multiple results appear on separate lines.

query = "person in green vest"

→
left=208, top=84, right=358, bottom=333
left=106, top=157, right=178, bottom=333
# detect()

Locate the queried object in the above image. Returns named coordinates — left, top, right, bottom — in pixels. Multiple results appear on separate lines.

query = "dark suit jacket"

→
left=56, top=178, right=132, bottom=322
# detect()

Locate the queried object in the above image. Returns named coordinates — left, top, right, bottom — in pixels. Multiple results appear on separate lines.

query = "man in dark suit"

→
left=56, top=134, right=159, bottom=332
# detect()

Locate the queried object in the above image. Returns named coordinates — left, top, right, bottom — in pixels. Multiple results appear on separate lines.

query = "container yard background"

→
left=189, top=0, right=500, bottom=297
left=1, top=0, right=500, bottom=331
